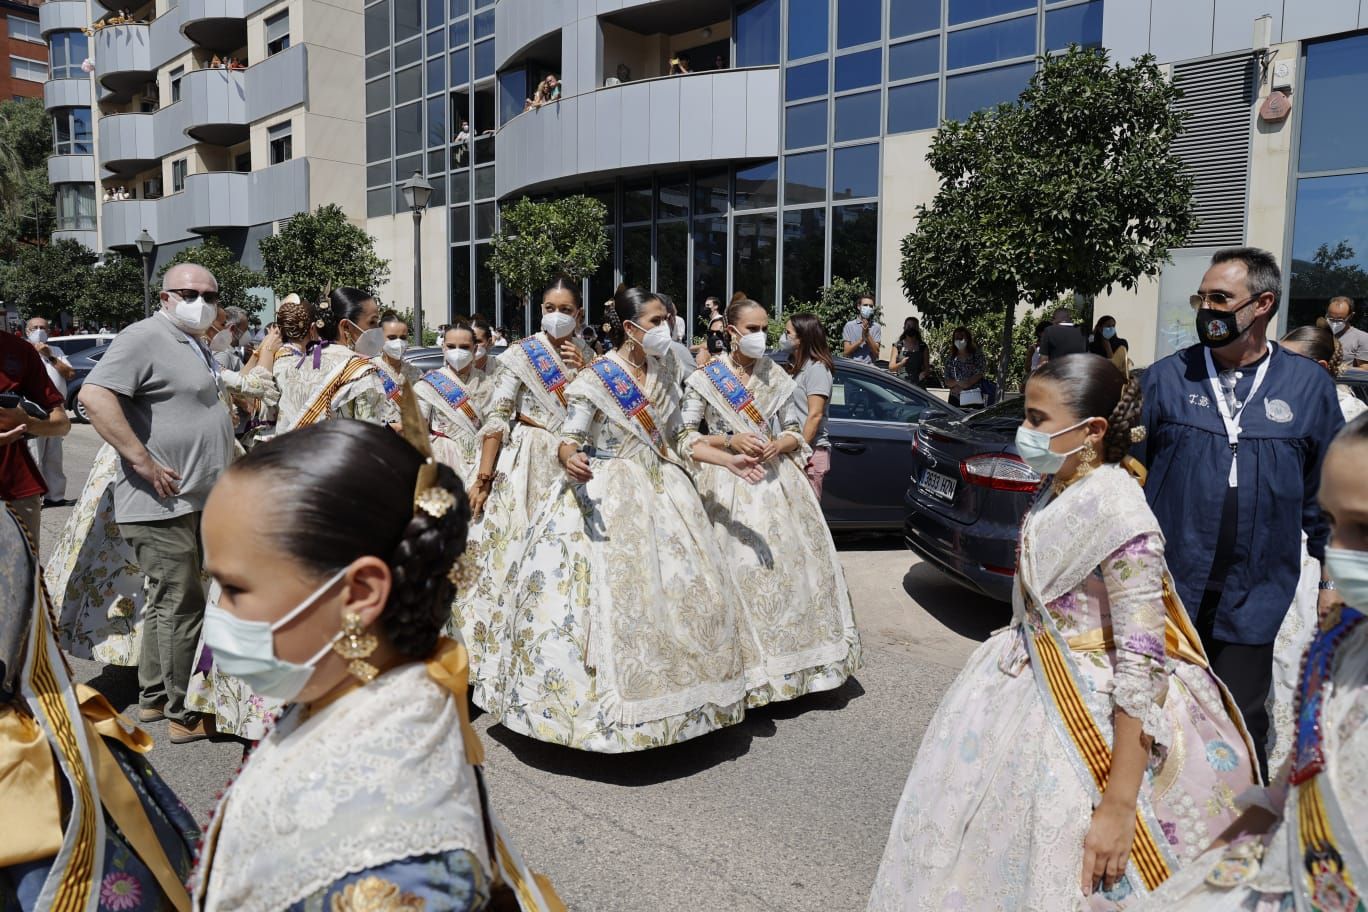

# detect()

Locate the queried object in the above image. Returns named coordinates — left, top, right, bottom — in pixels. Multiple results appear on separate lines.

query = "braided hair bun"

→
left=1103, top=374, right=1143, bottom=463
left=277, top=294, right=317, bottom=344
left=1029, top=354, right=1143, bottom=465
left=384, top=461, right=471, bottom=659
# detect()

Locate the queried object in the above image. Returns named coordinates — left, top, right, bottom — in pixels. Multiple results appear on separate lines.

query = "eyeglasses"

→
left=1189, top=291, right=1254, bottom=311
left=168, top=288, right=222, bottom=305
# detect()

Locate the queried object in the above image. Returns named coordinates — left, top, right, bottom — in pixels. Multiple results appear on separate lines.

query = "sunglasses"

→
left=168, top=288, right=222, bottom=305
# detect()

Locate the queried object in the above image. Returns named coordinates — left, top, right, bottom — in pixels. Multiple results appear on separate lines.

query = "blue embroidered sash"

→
left=375, top=362, right=401, bottom=401
left=521, top=337, right=570, bottom=406
left=421, top=369, right=480, bottom=425
left=700, top=359, right=768, bottom=433
left=589, top=358, right=667, bottom=456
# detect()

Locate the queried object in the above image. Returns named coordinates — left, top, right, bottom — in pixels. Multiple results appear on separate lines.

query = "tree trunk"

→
left=997, top=296, right=1014, bottom=395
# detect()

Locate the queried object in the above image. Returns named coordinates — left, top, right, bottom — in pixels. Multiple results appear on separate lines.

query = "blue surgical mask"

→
left=1325, top=547, right=1368, bottom=611
left=1101, top=327, right=1116, bottom=339
left=1014, top=418, right=1091, bottom=476
left=202, top=567, right=349, bottom=702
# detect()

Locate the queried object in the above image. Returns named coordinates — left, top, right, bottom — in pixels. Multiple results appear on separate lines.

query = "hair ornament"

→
left=1130, top=425, right=1147, bottom=443
left=415, top=484, right=455, bottom=519
left=447, top=549, right=478, bottom=588
left=395, top=380, right=451, bottom=518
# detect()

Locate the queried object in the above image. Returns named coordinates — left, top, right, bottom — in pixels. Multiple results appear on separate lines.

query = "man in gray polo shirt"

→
left=80, top=263, right=234, bottom=743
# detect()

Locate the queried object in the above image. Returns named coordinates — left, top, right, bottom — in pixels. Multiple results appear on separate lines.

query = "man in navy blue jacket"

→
left=1140, top=247, right=1343, bottom=778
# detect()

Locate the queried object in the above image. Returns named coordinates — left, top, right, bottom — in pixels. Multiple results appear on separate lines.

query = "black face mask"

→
left=1195, top=298, right=1256, bottom=349
left=707, top=330, right=729, bottom=353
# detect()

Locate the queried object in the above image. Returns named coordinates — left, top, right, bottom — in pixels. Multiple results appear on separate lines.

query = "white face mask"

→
left=631, top=322, right=674, bottom=358
left=778, top=333, right=796, bottom=351
left=1324, top=547, right=1368, bottom=610
left=201, top=567, right=349, bottom=702
left=352, top=327, right=385, bottom=358
left=859, top=305, right=874, bottom=319
left=1327, top=319, right=1347, bottom=334
left=542, top=311, right=577, bottom=340
left=27, top=329, right=48, bottom=344
left=954, top=339, right=968, bottom=351
left=168, top=292, right=216, bottom=333
left=382, top=337, right=408, bottom=360
left=736, top=330, right=768, bottom=358
left=475, top=344, right=488, bottom=360
left=444, top=347, right=474, bottom=371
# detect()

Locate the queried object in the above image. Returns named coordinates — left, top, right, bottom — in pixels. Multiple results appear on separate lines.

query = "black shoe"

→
left=42, top=498, right=71, bottom=508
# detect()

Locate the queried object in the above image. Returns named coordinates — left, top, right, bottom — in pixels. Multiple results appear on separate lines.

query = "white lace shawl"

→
left=198, top=663, right=489, bottom=912
left=1019, top=463, right=1163, bottom=607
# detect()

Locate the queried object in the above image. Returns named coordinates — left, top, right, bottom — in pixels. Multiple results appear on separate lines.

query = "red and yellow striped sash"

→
left=296, top=357, right=378, bottom=429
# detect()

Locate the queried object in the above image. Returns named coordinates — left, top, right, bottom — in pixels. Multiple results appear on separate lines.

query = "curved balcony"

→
left=48, top=154, right=96, bottom=185
left=102, top=197, right=158, bottom=251
left=180, top=0, right=246, bottom=53
left=180, top=68, right=247, bottom=145
left=39, top=0, right=88, bottom=36
left=53, top=228, right=98, bottom=248
left=151, top=3, right=191, bottom=69
left=44, top=77, right=92, bottom=112
left=93, top=24, right=154, bottom=99
left=99, top=112, right=158, bottom=174
left=495, top=66, right=781, bottom=198
left=178, top=171, right=251, bottom=231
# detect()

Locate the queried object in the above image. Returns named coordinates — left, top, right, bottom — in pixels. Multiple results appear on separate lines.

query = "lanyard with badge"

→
left=1203, top=344, right=1270, bottom=488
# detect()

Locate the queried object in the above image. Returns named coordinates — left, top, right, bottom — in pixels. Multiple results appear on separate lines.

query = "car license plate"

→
left=921, top=469, right=957, bottom=501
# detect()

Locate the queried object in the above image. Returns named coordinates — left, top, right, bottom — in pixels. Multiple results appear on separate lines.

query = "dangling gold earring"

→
left=334, top=610, right=379, bottom=683
left=1080, top=440, right=1099, bottom=467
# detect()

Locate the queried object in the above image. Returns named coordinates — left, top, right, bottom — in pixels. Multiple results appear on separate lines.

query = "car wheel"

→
left=69, top=393, right=89, bottom=423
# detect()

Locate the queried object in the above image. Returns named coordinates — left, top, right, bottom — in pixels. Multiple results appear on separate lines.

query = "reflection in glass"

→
left=693, top=217, right=729, bottom=314
left=475, top=38, right=494, bottom=79
left=426, top=57, right=444, bottom=94
left=475, top=243, right=494, bottom=318
left=657, top=174, right=689, bottom=220
left=426, top=95, right=446, bottom=147
left=737, top=0, right=781, bottom=67
left=888, top=79, right=939, bottom=133
left=889, top=35, right=938, bottom=81
left=367, top=187, right=391, bottom=217
left=395, top=65, right=422, bottom=104
left=1045, top=0, right=1102, bottom=51
left=837, top=0, right=880, bottom=49
left=1299, top=33, right=1368, bottom=174
left=623, top=181, right=652, bottom=222
left=475, top=201, right=496, bottom=238
left=833, top=143, right=879, bottom=200
left=786, top=61, right=829, bottom=101
left=449, top=47, right=469, bottom=86
left=449, top=18, right=468, bottom=47
left=948, top=0, right=1031, bottom=26
left=783, top=208, right=826, bottom=307
left=450, top=204, right=470, bottom=242
left=891, top=0, right=939, bottom=38
left=734, top=214, right=779, bottom=310
left=834, top=90, right=880, bottom=141
left=835, top=47, right=882, bottom=91
left=831, top=202, right=878, bottom=285
left=694, top=170, right=729, bottom=215
left=449, top=173, right=469, bottom=202
left=622, top=225, right=652, bottom=288
left=474, top=9, right=492, bottom=39
left=395, top=36, right=421, bottom=68
left=736, top=160, right=780, bottom=210
left=366, top=76, right=390, bottom=114
left=587, top=252, right=615, bottom=329
left=368, top=162, right=390, bottom=186
left=499, top=68, right=526, bottom=125
left=945, top=62, right=1033, bottom=121
left=1289, top=173, right=1368, bottom=330
left=947, top=15, right=1036, bottom=70
left=474, top=164, right=495, bottom=199
left=785, top=99, right=828, bottom=149
left=427, top=28, right=444, bottom=57
left=787, top=0, right=828, bottom=60
left=657, top=221, right=689, bottom=307
left=366, top=51, right=389, bottom=79
left=364, top=1, right=389, bottom=54
left=367, top=113, right=390, bottom=162
left=784, top=149, right=827, bottom=205
left=394, top=102, right=422, bottom=155
left=450, top=245, right=471, bottom=316
left=394, top=0, right=420, bottom=42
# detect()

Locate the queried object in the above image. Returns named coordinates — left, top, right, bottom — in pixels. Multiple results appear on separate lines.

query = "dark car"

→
left=1342, top=369, right=1368, bottom=406
left=404, top=344, right=508, bottom=374
left=64, top=343, right=114, bottom=422
left=903, top=395, right=1037, bottom=602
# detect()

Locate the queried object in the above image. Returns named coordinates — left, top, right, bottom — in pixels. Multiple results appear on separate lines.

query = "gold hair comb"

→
left=1130, top=425, right=1147, bottom=443
left=397, top=381, right=455, bottom=518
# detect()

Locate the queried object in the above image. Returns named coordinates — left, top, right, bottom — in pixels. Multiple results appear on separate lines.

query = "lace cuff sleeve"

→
left=776, top=394, right=811, bottom=459
left=477, top=366, right=520, bottom=442
left=559, top=393, right=594, bottom=449
left=1102, top=532, right=1173, bottom=749
left=677, top=387, right=708, bottom=467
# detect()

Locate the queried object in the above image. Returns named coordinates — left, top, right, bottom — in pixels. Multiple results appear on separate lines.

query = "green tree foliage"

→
left=0, top=99, right=58, bottom=256
left=488, top=196, right=610, bottom=305
left=775, top=276, right=879, bottom=347
left=900, top=47, right=1196, bottom=383
left=157, top=237, right=269, bottom=315
left=258, top=204, right=390, bottom=302
left=1289, top=241, right=1368, bottom=328
left=79, top=254, right=148, bottom=329
left=0, top=240, right=97, bottom=320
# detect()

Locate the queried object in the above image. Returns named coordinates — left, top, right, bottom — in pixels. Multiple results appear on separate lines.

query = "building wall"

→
left=876, top=127, right=936, bottom=344
left=1103, top=0, right=1368, bottom=64
left=4, top=0, right=46, bottom=100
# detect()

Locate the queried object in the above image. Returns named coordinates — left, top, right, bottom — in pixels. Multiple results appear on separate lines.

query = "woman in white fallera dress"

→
left=456, top=277, right=593, bottom=710
left=680, top=298, right=861, bottom=707
left=484, top=286, right=766, bottom=752
left=1132, top=414, right=1368, bottom=912
left=415, top=323, right=494, bottom=491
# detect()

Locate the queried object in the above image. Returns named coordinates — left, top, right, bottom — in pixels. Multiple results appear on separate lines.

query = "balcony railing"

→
left=101, top=197, right=158, bottom=250
left=181, top=67, right=247, bottom=145
left=93, top=23, right=154, bottom=98
left=43, top=77, right=92, bottom=112
left=39, top=0, right=88, bottom=36
left=180, top=0, right=246, bottom=52
left=47, top=154, right=96, bottom=185
left=99, top=112, right=158, bottom=174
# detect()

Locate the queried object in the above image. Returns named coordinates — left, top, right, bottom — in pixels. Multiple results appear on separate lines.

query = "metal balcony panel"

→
left=180, top=0, right=247, bottom=52
left=43, top=77, right=92, bottom=111
left=102, top=198, right=159, bottom=250
left=181, top=68, right=247, bottom=145
left=52, top=228, right=97, bottom=248
left=154, top=100, right=193, bottom=158
left=245, top=44, right=307, bottom=123
left=99, top=112, right=158, bottom=173
left=151, top=4, right=191, bottom=68
left=94, top=24, right=154, bottom=98
left=180, top=171, right=251, bottom=231
left=48, top=154, right=96, bottom=184
left=248, top=157, right=310, bottom=224
left=39, top=0, right=87, bottom=36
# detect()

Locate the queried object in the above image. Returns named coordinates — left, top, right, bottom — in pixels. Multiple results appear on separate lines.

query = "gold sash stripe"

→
left=1033, top=630, right=1172, bottom=892
left=1297, top=776, right=1361, bottom=900
left=296, top=358, right=377, bottom=429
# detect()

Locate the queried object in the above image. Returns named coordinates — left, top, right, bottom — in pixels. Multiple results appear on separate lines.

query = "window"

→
left=475, top=201, right=496, bottom=238
left=784, top=149, right=826, bottom=204
left=889, top=36, right=939, bottom=81
left=787, top=0, right=828, bottom=60
left=733, top=213, right=777, bottom=309
left=426, top=0, right=442, bottom=33
left=365, top=1, right=390, bottom=54
left=232, top=151, right=249, bottom=172
left=657, top=174, right=688, bottom=219
left=657, top=220, right=687, bottom=304
left=268, top=121, right=292, bottom=164
left=948, top=0, right=1032, bottom=26
left=694, top=169, right=728, bottom=215
left=449, top=18, right=468, bottom=47
left=394, top=65, right=422, bottom=104
left=622, top=224, right=650, bottom=286
left=786, top=60, right=827, bottom=100
left=8, top=15, right=42, bottom=44
left=833, top=143, right=879, bottom=199
left=623, top=180, right=651, bottom=221
left=1299, top=33, right=1368, bottom=174
left=170, top=66, right=184, bottom=103
left=891, top=0, right=939, bottom=38
left=366, top=76, right=390, bottom=113
left=828, top=368, right=928, bottom=422
left=947, top=15, right=1036, bottom=70
left=785, top=99, right=827, bottom=149
left=473, top=9, right=492, bottom=39
left=395, top=36, right=421, bottom=68
left=450, top=245, right=471, bottom=315
left=735, top=160, right=779, bottom=210
left=835, top=48, right=881, bottom=91
left=426, top=94, right=445, bottom=147
left=836, top=0, right=880, bottom=49
left=887, top=79, right=939, bottom=133
left=692, top=217, right=728, bottom=314
left=474, top=38, right=493, bottom=79
left=145, top=176, right=165, bottom=197
left=1045, top=0, right=1102, bottom=51
left=782, top=208, right=825, bottom=305
left=830, top=202, right=877, bottom=286
left=9, top=56, right=45, bottom=83
left=426, top=27, right=443, bottom=57
left=498, top=67, right=526, bottom=124
left=55, top=184, right=96, bottom=230
left=366, top=51, right=389, bottom=78
left=367, top=112, right=390, bottom=161
left=172, top=158, right=188, bottom=192
left=450, top=204, right=470, bottom=241
left=394, top=101, right=422, bottom=155
left=834, top=90, right=879, bottom=141
left=52, top=108, right=92, bottom=155
left=736, top=0, right=780, bottom=68
left=49, top=31, right=91, bottom=80
left=449, top=46, right=470, bottom=87
left=367, top=186, right=392, bottom=216
left=945, top=61, right=1032, bottom=120
left=394, top=0, right=420, bottom=42
left=265, top=11, right=290, bottom=55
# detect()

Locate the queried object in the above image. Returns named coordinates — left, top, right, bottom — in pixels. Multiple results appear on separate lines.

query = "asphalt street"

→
left=40, top=423, right=1011, bottom=912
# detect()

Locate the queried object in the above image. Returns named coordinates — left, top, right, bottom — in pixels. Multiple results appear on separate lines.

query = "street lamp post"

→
left=135, top=229, right=155, bottom=320
left=399, top=171, right=433, bottom=345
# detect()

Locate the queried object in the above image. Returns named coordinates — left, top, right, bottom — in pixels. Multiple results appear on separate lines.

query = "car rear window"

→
left=962, top=395, right=1023, bottom=430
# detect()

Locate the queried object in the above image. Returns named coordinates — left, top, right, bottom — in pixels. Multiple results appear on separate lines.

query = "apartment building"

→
left=3, top=0, right=45, bottom=101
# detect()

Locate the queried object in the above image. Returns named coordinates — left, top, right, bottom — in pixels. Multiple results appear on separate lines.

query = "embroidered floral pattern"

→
left=99, top=872, right=142, bottom=910
left=328, top=876, right=425, bottom=911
